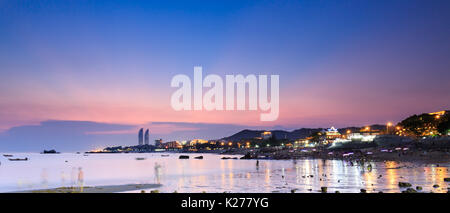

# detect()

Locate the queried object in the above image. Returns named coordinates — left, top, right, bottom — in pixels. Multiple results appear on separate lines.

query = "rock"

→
left=291, top=189, right=297, bottom=193
left=335, top=191, right=340, bottom=193
left=398, top=182, right=412, bottom=187
left=360, top=189, right=367, bottom=193
left=444, top=178, right=450, bottom=182
left=321, top=187, right=327, bottom=193
left=433, top=184, right=439, bottom=188
left=404, top=188, right=417, bottom=193
left=150, top=190, right=159, bottom=193
left=416, top=186, right=422, bottom=190
left=140, top=190, right=145, bottom=193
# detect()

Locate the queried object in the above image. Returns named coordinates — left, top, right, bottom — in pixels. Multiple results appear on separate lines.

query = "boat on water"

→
left=41, top=149, right=60, bottom=154
left=179, top=155, right=189, bottom=159
left=161, top=154, right=170, bottom=157
left=221, top=157, right=238, bottom=160
left=3, top=154, right=13, bottom=157
left=194, top=156, right=203, bottom=159
left=8, top=157, right=28, bottom=161
left=135, top=157, right=146, bottom=160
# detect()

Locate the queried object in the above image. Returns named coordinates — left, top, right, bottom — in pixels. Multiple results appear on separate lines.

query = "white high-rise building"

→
left=144, top=129, right=149, bottom=145
left=138, top=128, right=144, bottom=146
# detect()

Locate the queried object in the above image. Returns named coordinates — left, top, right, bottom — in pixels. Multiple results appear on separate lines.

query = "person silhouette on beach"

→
left=77, top=167, right=84, bottom=192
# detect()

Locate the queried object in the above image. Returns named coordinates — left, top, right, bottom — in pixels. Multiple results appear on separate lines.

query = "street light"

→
left=365, top=126, right=371, bottom=135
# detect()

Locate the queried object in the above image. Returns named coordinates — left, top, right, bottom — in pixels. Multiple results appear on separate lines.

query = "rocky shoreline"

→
left=9, top=183, right=162, bottom=193
left=227, top=146, right=450, bottom=163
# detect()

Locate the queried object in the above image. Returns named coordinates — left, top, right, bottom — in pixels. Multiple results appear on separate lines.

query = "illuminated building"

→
left=261, top=131, right=272, bottom=140
left=324, top=127, right=341, bottom=140
left=347, top=133, right=376, bottom=142
left=360, top=126, right=380, bottom=136
left=163, top=141, right=183, bottom=149
left=189, top=139, right=209, bottom=146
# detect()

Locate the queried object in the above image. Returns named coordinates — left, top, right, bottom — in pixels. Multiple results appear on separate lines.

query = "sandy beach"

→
left=9, top=183, right=162, bottom=193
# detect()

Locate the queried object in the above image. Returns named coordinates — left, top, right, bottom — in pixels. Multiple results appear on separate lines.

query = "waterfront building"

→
left=324, top=127, right=341, bottom=140
left=294, top=138, right=310, bottom=148
left=163, top=141, right=183, bottom=149
left=428, top=110, right=446, bottom=116
left=360, top=126, right=381, bottom=135
left=189, top=139, right=209, bottom=146
left=261, top=131, right=272, bottom=140
left=138, top=128, right=144, bottom=146
left=347, top=133, right=376, bottom=142
left=144, top=129, right=149, bottom=145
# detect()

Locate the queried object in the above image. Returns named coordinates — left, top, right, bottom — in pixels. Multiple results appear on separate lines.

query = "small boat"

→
left=194, top=156, right=203, bottom=159
left=221, top=157, right=238, bottom=160
left=161, top=154, right=170, bottom=157
left=179, top=155, right=189, bottom=159
left=8, top=157, right=28, bottom=161
left=135, top=157, right=146, bottom=160
left=3, top=154, right=13, bottom=157
left=41, top=149, right=60, bottom=154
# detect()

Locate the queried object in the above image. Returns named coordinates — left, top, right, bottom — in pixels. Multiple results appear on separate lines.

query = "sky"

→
left=0, top=0, right=449, bottom=151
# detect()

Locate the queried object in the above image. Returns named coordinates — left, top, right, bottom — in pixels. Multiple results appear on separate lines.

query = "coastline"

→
left=223, top=147, right=450, bottom=164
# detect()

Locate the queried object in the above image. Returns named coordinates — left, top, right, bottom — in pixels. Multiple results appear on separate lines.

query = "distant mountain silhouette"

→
left=223, top=128, right=324, bottom=141
left=222, top=124, right=387, bottom=141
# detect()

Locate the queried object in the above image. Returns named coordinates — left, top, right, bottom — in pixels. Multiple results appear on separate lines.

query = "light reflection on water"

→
left=0, top=153, right=448, bottom=193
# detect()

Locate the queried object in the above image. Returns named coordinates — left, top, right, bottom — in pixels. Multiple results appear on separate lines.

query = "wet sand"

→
left=9, top=183, right=162, bottom=193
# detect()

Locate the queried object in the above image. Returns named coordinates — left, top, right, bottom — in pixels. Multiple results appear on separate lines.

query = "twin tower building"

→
left=138, top=128, right=150, bottom=146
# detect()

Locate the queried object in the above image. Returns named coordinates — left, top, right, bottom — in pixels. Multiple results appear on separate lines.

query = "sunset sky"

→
left=0, top=0, right=449, bottom=151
